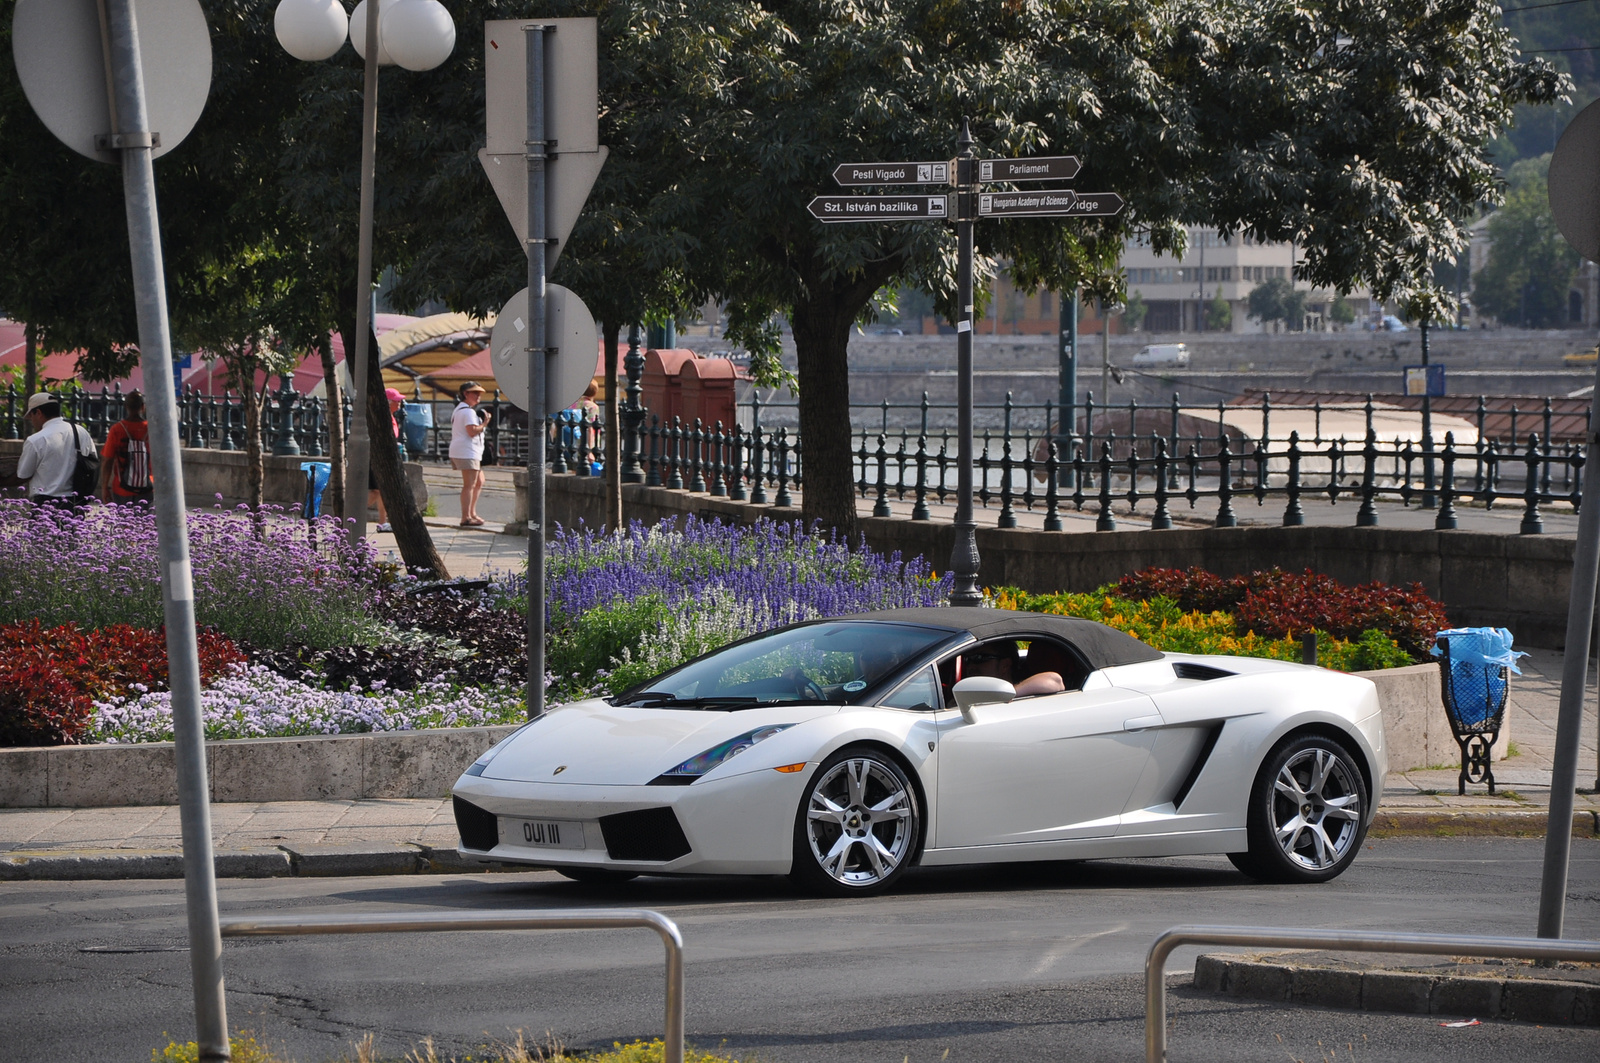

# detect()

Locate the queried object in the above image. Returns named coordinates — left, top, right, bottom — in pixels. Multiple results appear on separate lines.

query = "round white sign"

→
left=490, top=285, right=600, bottom=415
left=12, top=0, right=213, bottom=164
left=1550, top=97, right=1600, bottom=263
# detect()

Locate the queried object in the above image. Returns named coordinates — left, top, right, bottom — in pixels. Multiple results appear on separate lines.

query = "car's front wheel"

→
left=1231, top=733, right=1369, bottom=884
left=790, top=747, right=920, bottom=896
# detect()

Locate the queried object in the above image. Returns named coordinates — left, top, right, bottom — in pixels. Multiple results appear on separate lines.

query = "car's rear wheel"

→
left=556, top=868, right=638, bottom=885
left=790, top=746, right=919, bottom=896
left=1231, top=733, right=1368, bottom=884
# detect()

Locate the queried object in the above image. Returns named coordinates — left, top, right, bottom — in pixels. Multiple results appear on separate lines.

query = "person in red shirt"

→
left=100, top=391, right=154, bottom=505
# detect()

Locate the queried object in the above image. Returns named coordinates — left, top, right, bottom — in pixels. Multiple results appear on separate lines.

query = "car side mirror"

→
left=953, top=676, right=1016, bottom=719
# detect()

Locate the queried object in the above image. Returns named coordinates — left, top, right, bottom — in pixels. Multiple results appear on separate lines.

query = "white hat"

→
left=24, top=392, right=56, bottom=414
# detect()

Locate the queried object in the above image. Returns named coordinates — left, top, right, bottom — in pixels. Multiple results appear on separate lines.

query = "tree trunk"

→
left=365, top=325, right=449, bottom=578
left=243, top=370, right=265, bottom=511
left=602, top=320, right=622, bottom=531
left=22, top=324, right=36, bottom=437
left=317, top=335, right=347, bottom=519
left=788, top=263, right=898, bottom=538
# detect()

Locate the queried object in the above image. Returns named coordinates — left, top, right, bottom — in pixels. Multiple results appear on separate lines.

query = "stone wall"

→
left=1, top=440, right=426, bottom=510
left=530, top=472, right=1578, bottom=649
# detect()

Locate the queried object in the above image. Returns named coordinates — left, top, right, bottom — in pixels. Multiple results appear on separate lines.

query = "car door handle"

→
left=1123, top=715, right=1163, bottom=732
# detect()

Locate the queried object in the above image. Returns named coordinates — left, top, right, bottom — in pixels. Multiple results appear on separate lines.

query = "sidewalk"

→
left=3, top=646, right=1595, bottom=880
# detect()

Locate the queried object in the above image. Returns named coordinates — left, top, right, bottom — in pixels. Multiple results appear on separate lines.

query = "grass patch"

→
left=156, top=1035, right=748, bottom=1063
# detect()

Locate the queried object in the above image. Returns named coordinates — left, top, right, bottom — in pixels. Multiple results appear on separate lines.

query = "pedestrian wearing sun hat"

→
left=16, top=392, right=96, bottom=510
left=449, top=381, right=490, bottom=526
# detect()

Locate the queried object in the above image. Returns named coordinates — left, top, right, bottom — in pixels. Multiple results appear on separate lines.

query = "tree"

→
left=1472, top=155, right=1580, bottom=329
left=1123, top=291, right=1149, bottom=333
left=1329, top=294, right=1357, bottom=329
left=1207, top=287, right=1232, bottom=332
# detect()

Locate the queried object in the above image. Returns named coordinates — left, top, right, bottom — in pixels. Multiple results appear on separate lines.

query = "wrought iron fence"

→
left=3, top=382, right=1587, bottom=533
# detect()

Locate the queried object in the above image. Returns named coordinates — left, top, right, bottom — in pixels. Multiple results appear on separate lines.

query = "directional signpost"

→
left=814, top=124, right=1123, bottom=604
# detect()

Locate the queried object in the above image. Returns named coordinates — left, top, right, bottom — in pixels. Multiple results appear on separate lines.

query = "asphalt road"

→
left=3, top=839, right=1597, bottom=1063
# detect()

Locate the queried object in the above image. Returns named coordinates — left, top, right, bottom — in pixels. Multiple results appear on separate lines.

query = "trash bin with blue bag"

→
left=401, top=402, right=432, bottom=458
left=1431, top=627, right=1527, bottom=794
left=300, top=461, right=332, bottom=520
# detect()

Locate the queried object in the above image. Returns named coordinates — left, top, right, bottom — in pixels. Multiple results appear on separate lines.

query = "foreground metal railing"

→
left=1145, top=924, right=1600, bottom=1063
left=221, top=908, right=685, bottom=1063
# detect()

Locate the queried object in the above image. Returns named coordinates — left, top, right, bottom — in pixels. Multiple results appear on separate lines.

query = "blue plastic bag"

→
left=1431, top=627, right=1525, bottom=727
left=300, top=461, right=332, bottom=519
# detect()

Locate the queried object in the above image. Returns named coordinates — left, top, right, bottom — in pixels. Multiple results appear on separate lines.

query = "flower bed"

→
left=994, top=565, right=1447, bottom=671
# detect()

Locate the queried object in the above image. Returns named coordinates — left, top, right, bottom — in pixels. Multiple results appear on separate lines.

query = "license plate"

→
left=503, top=818, right=586, bottom=850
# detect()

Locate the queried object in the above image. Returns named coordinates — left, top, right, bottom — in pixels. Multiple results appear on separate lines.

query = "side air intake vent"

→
left=453, top=795, right=500, bottom=852
left=1173, top=662, right=1236, bottom=682
left=599, top=807, right=693, bottom=862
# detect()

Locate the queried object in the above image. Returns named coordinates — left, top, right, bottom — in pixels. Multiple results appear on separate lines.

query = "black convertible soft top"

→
left=840, top=607, right=1164, bottom=671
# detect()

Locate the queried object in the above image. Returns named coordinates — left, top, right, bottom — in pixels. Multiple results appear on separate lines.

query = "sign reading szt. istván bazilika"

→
left=807, top=194, right=949, bottom=223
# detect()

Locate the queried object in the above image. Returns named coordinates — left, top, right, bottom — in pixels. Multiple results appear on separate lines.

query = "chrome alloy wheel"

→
left=1270, top=747, right=1363, bottom=871
left=804, top=756, right=917, bottom=888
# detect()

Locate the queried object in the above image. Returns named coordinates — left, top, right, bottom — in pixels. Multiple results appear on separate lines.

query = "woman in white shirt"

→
left=448, top=381, right=491, bottom=526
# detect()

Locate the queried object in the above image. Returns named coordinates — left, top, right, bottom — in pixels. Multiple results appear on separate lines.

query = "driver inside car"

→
left=961, top=641, right=1066, bottom=697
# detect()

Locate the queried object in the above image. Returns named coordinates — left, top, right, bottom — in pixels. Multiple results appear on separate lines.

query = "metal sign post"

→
left=815, top=124, right=1122, bottom=603
left=484, top=17, right=605, bottom=721
left=525, top=22, right=551, bottom=720
left=1540, top=96, right=1600, bottom=946
left=12, top=1, right=228, bottom=1057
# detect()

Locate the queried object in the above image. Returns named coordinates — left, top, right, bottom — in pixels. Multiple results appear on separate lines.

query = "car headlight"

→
left=654, top=725, right=794, bottom=783
left=462, top=720, right=537, bottom=777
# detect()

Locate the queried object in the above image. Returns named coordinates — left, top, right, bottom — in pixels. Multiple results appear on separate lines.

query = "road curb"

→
left=1370, top=809, right=1600, bottom=838
left=1194, top=952, right=1600, bottom=1026
left=0, top=843, right=517, bottom=882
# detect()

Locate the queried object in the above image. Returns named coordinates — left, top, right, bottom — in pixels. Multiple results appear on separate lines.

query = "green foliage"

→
left=1206, top=287, right=1232, bottom=332
left=548, top=593, right=671, bottom=695
left=1329, top=293, right=1357, bottom=326
left=1123, top=291, right=1149, bottom=332
left=155, top=1033, right=284, bottom=1063
left=1247, top=277, right=1306, bottom=331
left=1472, top=154, right=1581, bottom=329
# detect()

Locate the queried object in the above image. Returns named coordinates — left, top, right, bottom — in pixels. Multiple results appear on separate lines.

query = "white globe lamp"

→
left=348, top=0, right=395, bottom=66
left=382, top=0, right=456, bottom=72
left=273, top=0, right=349, bottom=62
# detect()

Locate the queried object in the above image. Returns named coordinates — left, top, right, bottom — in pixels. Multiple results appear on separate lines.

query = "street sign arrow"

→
left=808, top=194, right=949, bottom=222
left=833, top=161, right=950, bottom=186
left=1063, top=192, right=1125, bottom=217
left=978, top=156, right=1081, bottom=183
left=976, top=189, right=1079, bottom=217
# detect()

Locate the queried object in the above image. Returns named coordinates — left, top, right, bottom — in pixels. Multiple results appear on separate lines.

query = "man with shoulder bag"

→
left=16, top=392, right=98, bottom=512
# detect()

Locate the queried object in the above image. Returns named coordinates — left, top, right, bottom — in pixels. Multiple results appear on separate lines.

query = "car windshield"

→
left=613, top=622, right=957, bottom=708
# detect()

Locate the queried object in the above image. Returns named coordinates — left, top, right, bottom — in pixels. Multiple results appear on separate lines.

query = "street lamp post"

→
left=273, top=0, right=453, bottom=542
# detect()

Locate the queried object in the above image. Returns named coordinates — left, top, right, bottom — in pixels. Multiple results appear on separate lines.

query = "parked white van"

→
left=1132, top=343, right=1190, bottom=367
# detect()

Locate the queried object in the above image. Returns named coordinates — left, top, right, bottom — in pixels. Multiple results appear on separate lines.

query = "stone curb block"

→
left=1369, top=809, right=1600, bottom=838
left=1195, top=953, right=1600, bottom=1026
left=0, top=844, right=512, bottom=881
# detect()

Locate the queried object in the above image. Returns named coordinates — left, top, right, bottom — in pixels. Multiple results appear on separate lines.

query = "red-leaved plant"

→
left=1115, top=567, right=1449, bottom=660
left=0, top=622, right=245, bottom=747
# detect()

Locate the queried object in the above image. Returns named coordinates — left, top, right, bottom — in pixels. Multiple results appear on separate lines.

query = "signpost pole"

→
left=1059, top=290, right=1077, bottom=487
left=525, top=23, right=550, bottom=719
left=102, top=1, right=228, bottom=1056
left=948, top=120, right=982, bottom=606
left=1421, top=320, right=1435, bottom=508
left=1537, top=96, right=1600, bottom=947
left=344, top=0, right=380, bottom=543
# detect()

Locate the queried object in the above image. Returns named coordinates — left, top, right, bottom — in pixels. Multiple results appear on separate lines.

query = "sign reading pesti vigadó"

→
left=832, top=161, right=950, bottom=186
left=807, top=194, right=949, bottom=222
